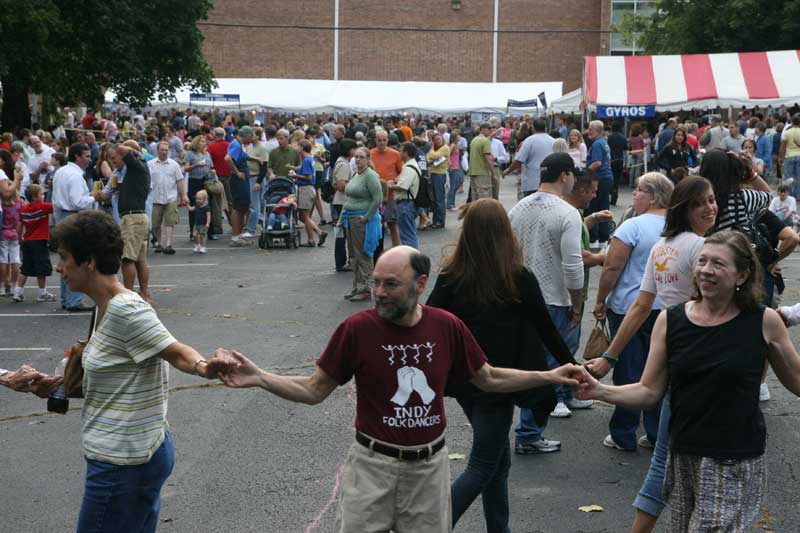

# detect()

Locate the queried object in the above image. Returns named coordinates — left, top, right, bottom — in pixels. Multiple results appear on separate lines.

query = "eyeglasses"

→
left=355, top=155, right=368, bottom=160
left=367, top=278, right=402, bottom=290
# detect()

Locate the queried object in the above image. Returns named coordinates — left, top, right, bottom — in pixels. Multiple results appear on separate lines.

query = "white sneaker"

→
left=199, top=246, right=207, bottom=254
left=602, top=434, right=629, bottom=451
left=759, top=383, right=771, bottom=402
left=12, top=293, right=24, bottom=302
left=565, top=398, right=594, bottom=410
left=638, top=435, right=654, bottom=449
left=241, top=231, right=254, bottom=239
left=192, top=244, right=200, bottom=253
left=550, top=402, right=572, bottom=418
left=266, top=225, right=273, bottom=231
left=36, top=292, right=57, bottom=302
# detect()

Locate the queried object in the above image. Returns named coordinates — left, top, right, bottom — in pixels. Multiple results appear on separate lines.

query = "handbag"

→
left=583, top=319, right=611, bottom=360
left=63, top=307, right=98, bottom=398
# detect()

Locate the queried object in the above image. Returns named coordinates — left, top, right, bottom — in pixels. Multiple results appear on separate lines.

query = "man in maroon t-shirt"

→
left=217, top=246, right=585, bottom=532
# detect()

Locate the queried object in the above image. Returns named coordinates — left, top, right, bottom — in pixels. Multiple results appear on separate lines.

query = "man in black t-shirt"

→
left=607, top=122, right=627, bottom=205
left=112, top=144, right=152, bottom=300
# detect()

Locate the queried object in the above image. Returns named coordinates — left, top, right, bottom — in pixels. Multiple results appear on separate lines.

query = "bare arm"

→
left=470, top=362, right=586, bottom=393
left=502, top=159, right=522, bottom=176
left=577, top=310, right=669, bottom=408
left=224, top=154, right=241, bottom=177
left=219, top=351, right=338, bottom=405
left=764, top=308, right=800, bottom=396
left=593, top=238, right=632, bottom=319
left=581, top=248, right=605, bottom=268
left=776, top=225, right=799, bottom=261
left=483, top=152, right=495, bottom=168
left=159, top=341, right=235, bottom=379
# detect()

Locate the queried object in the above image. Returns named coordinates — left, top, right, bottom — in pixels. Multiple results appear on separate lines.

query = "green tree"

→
left=616, top=0, right=800, bottom=55
left=0, top=0, right=216, bottom=130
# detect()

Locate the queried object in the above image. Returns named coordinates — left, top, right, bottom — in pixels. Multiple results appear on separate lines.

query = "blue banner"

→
left=189, top=93, right=241, bottom=103
left=597, top=105, right=656, bottom=119
left=507, top=98, right=538, bottom=108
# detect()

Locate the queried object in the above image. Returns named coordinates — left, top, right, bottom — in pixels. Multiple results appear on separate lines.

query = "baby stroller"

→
left=258, top=177, right=302, bottom=249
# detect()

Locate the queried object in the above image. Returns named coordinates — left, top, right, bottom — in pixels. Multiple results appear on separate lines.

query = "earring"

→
left=735, top=285, right=741, bottom=292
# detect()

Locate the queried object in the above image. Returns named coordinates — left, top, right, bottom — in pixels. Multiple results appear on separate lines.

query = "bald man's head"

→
left=372, top=247, right=430, bottom=322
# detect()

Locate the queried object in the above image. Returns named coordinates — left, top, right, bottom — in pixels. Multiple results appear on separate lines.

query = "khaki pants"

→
left=336, top=440, right=451, bottom=533
left=470, top=175, right=493, bottom=200
left=346, top=217, right=373, bottom=292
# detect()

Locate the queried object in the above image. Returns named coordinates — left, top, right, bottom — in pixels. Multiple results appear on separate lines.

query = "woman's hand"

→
left=218, top=350, right=265, bottom=388
left=202, top=349, right=239, bottom=379
left=592, top=210, right=614, bottom=223
left=593, top=301, right=607, bottom=321
left=572, top=367, right=602, bottom=401
left=584, top=357, right=612, bottom=379
left=548, top=363, right=591, bottom=388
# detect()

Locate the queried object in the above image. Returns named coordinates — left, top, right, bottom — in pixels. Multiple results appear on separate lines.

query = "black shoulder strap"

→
left=405, top=164, right=421, bottom=201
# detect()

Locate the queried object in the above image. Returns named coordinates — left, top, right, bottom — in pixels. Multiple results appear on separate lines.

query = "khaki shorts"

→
left=297, top=185, right=316, bottom=211
left=120, top=213, right=149, bottom=262
left=152, top=202, right=179, bottom=227
left=335, top=438, right=450, bottom=533
left=470, top=175, right=493, bottom=200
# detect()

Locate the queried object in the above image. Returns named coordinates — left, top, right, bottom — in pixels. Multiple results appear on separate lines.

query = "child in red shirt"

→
left=13, top=184, right=55, bottom=302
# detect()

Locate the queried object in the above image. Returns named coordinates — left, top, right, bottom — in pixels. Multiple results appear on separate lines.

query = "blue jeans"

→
left=607, top=309, right=662, bottom=450
left=515, top=305, right=579, bottom=444
left=267, top=213, right=287, bottom=228
left=431, top=173, right=447, bottom=226
left=586, top=178, right=613, bottom=242
left=55, top=209, right=85, bottom=308
left=785, top=156, right=800, bottom=198
left=447, top=169, right=464, bottom=208
left=396, top=200, right=419, bottom=248
left=330, top=204, right=348, bottom=270
left=246, top=177, right=263, bottom=235
left=634, top=390, right=671, bottom=517
left=77, top=431, right=175, bottom=533
left=452, top=394, right=514, bottom=533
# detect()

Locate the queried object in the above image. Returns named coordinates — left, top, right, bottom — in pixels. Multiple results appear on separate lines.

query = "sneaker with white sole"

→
left=36, top=292, right=57, bottom=302
left=603, top=434, right=632, bottom=451
left=12, top=293, right=24, bottom=302
left=565, top=398, right=594, bottom=410
left=638, top=435, right=654, bottom=449
left=759, top=383, right=771, bottom=402
left=514, top=438, right=561, bottom=455
left=550, top=402, right=572, bottom=418
left=241, top=231, right=254, bottom=239
left=199, top=246, right=207, bottom=254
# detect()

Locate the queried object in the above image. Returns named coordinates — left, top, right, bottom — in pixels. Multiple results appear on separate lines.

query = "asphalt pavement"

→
left=1, top=178, right=798, bottom=532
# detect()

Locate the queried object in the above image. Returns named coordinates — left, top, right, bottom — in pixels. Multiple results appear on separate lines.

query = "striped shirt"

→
left=82, top=291, right=176, bottom=465
left=715, top=189, right=772, bottom=232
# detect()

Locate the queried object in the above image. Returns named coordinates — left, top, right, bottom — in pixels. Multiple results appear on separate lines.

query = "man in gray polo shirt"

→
left=503, top=119, right=554, bottom=197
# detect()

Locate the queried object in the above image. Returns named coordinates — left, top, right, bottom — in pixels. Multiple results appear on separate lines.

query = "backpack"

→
left=733, top=198, right=779, bottom=268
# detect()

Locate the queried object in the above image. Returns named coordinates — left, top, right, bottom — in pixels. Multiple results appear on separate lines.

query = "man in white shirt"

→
left=703, top=116, right=729, bottom=150
left=147, top=141, right=188, bottom=254
left=490, top=129, right=509, bottom=200
left=389, top=142, right=421, bottom=249
left=27, top=135, right=55, bottom=188
left=509, top=152, right=587, bottom=454
left=52, top=142, right=101, bottom=311
left=503, top=119, right=554, bottom=197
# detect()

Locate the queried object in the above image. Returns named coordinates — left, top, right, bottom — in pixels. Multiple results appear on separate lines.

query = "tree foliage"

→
left=616, top=0, right=800, bottom=55
left=0, top=0, right=217, bottom=129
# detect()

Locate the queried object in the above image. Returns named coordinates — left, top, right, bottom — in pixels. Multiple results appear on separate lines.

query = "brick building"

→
left=201, top=0, right=647, bottom=93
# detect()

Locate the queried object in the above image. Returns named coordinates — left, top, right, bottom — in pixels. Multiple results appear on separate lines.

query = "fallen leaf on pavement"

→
left=578, top=505, right=604, bottom=513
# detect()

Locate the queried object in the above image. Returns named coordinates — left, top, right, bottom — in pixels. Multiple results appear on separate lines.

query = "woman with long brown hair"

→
left=426, top=198, right=575, bottom=532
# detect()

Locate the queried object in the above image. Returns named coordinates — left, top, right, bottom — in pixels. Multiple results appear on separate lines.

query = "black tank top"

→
left=666, top=302, right=767, bottom=460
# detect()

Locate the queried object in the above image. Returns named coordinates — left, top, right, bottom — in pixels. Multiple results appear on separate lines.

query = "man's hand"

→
left=548, top=363, right=591, bottom=388
left=584, top=357, right=612, bottom=379
left=203, top=349, right=239, bottom=379
left=573, top=368, right=602, bottom=401
left=568, top=305, right=583, bottom=331
left=592, top=210, right=614, bottom=223
left=29, top=374, right=64, bottom=398
left=254, top=183, right=261, bottom=192
left=217, top=350, right=265, bottom=388
left=1, top=365, right=62, bottom=397
left=593, top=301, right=607, bottom=321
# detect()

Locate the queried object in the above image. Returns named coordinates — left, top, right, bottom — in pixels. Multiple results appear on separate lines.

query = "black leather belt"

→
left=356, top=432, right=444, bottom=461
left=120, top=210, right=146, bottom=217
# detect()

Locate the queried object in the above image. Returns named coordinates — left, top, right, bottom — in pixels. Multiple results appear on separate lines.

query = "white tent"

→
left=550, top=88, right=582, bottom=114
left=107, top=78, right=563, bottom=115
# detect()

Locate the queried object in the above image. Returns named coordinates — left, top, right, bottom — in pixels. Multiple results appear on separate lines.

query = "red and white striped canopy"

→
left=584, top=50, right=800, bottom=110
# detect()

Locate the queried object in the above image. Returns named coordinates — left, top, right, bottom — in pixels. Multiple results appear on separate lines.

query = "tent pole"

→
left=492, top=0, right=499, bottom=83
left=333, top=0, right=340, bottom=81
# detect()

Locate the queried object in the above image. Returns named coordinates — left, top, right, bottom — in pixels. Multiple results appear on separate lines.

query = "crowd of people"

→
left=3, top=105, right=800, bottom=533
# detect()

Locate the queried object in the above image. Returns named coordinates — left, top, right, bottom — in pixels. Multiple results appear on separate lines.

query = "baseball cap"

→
left=413, top=126, right=425, bottom=135
left=253, top=120, right=262, bottom=126
left=540, top=152, right=577, bottom=182
left=239, top=125, right=254, bottom=136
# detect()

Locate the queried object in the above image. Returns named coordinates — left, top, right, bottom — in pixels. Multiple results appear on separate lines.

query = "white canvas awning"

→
left=550, top=88, right=582, bottom=114
left=107, top=78, right=563, bottom=115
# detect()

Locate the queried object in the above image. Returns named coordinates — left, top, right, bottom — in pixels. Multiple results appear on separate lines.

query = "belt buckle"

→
left=416, top=448, right=423, bottom=460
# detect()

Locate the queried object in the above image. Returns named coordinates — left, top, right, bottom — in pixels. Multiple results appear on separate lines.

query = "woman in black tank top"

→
left=576, top=230, right=800, bottom=532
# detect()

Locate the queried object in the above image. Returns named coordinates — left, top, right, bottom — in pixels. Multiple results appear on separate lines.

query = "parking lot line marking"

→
left=0, top=347, right=52, bottom=351
left=148, top=263, right=218, bottom=268
left=36, top=284, right=175, bottom=290
left=0, top=313, right=90, bottom=317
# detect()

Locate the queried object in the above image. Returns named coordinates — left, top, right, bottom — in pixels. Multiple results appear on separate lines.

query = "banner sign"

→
left=189, top=93, right=241, bottom=103
left=537, top=91, right=548, bottom=109
left=596, top=105, right=656, bottom=118
left=507, top=99, right=538, bottom=108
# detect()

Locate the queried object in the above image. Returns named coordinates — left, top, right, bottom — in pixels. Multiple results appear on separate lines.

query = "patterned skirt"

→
left=664, top=452, right=766, bottom=532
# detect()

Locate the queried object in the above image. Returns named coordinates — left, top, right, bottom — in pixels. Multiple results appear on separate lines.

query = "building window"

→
left=610, top=0, right=653, bottom=55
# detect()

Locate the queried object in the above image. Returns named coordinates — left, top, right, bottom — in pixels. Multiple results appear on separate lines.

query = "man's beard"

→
left=376, top=285, right=418, bottom=321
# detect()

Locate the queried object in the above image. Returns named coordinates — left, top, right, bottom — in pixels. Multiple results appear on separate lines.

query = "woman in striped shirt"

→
left=50, top=210, right=236, bottom=533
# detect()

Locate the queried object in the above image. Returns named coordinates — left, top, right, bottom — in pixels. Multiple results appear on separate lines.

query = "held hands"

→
left=201, top=348, right=239, bottom=379
left=593, top=210, right=614, bottom=223
left=215, top=349, right=264, bottom=388
left=1, top=365, right=63, bottom=398
left=547, top=363, right=592, bottom=388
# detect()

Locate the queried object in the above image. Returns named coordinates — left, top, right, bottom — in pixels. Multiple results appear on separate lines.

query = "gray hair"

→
left=637, top=172, right=674, bottom=209
left=589, top=120, right=604, bottom=133
left=552, top=138, right=569, bottom=153
left=334, top=124, right=346, bottom=134
left=276, top=128, right=290, bottom=138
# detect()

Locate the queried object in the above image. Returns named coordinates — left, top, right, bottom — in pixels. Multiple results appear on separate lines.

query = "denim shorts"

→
left=77, top=431, right=175, bottom=533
